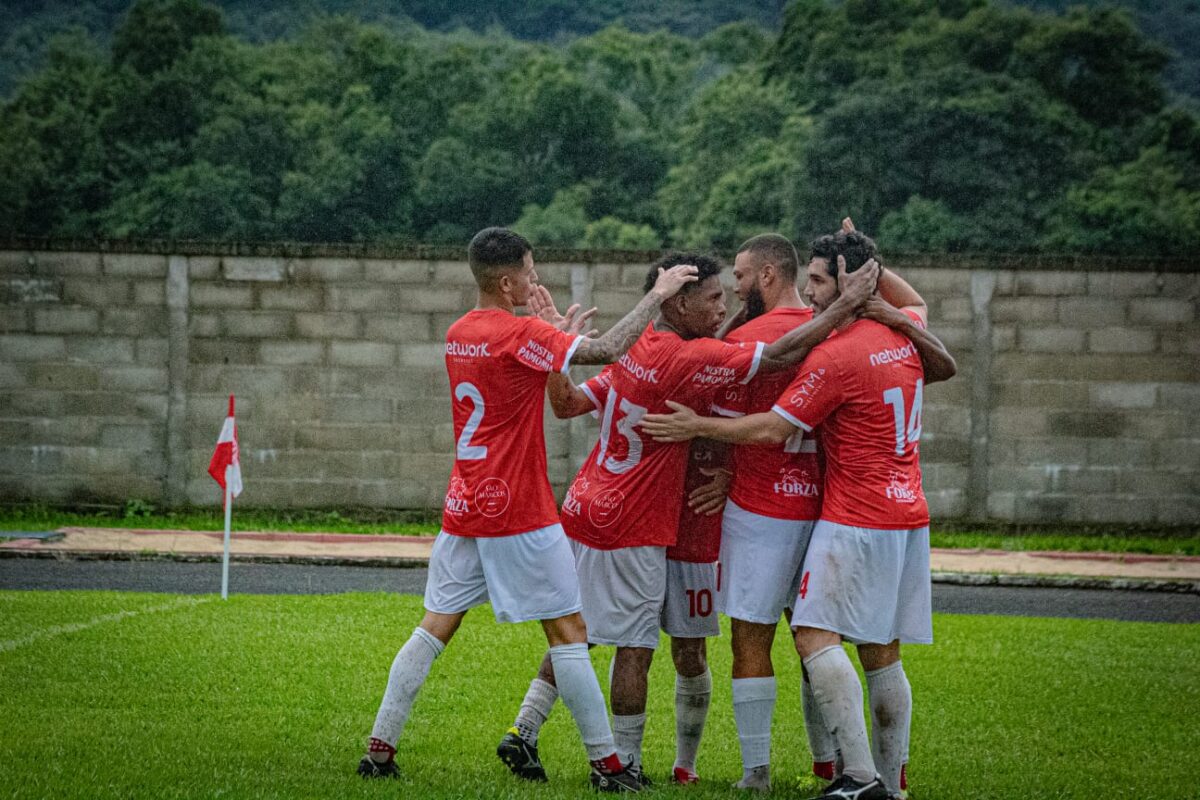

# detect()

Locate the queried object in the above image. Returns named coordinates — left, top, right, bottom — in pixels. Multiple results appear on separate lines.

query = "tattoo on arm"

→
left=572, top=292, right=664, bottom=365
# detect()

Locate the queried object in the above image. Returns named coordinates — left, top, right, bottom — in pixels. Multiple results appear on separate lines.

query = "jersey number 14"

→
left=882, top=379, right=923, bottom=455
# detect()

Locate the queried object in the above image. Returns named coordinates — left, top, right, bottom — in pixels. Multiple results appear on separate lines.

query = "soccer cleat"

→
left=628, top=766, right=652, bottom=787
left=808, top=774, right=890, bottom=800
left=356, top=755, right=400, bottom=779
left=671, top=766, right=700, bottom=784
left=733, top=764, right=771, bottom=792
left=496, top=728, right=548, bottom=782
left=589, top=766, right=644, bottom=793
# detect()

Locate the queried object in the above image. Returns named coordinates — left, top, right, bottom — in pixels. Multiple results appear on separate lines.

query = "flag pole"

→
left=222, top=466, right=232, bottom=600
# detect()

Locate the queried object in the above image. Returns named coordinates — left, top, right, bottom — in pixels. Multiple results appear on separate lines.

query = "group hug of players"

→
left=357, top=221, right=957, bottom=800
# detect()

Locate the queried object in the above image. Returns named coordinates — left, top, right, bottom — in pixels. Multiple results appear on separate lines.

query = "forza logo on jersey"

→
left=618, top=352, right=660, bottom=383
left=691, top=364, right=738, bottom=387
left=773, top=467, right=819, bottom=497
left=563, top=476, right=589, bottom=516
left=869, top=342, right=916, bottom=367
left=517, top=339, right=554, bottom=371
left=885, top=471, right=918, bottom=503
left=445, top=477, right=470, bottom=515
left=446, top=341, right=491, bottom=357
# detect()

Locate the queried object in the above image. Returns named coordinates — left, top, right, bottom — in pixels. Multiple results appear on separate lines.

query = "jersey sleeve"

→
left=771, top=347, right=842, bottom=432
left=902, top=308, right=927, bottom=329
left=579, top=366, right=614, bottom=419
left=512, top=317, right=584, bottom=374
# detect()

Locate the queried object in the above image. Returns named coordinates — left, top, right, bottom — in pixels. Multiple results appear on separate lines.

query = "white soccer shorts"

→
left=570, top=540, right=667, bottom=649
left=423, top=524, right=583, bottom=624
left=660, top=558, right=721, bottom=639
left=718, top=499, right=815, bottom=624
left=790, top=520, right=933, bottom=645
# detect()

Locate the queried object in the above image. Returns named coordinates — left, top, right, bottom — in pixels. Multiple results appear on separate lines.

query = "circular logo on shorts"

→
left=475, top=477, right=511, bottom=518
left=587, top=488, right=625, bottom=529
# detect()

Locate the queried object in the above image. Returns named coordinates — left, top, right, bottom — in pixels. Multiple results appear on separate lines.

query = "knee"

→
left=671, top=638, right=707, bottom=677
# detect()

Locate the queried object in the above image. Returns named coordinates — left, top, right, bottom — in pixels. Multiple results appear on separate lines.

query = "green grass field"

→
left=2, top=591, right=1197, bottom=799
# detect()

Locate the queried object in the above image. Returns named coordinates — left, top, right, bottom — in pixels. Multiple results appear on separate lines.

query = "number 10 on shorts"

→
left=686, top=588, right=713, bottom=617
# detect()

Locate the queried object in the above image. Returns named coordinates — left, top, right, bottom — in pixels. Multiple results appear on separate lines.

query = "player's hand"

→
left=563, top=303, right=599, bottom=337
left=688, top=467, right=732, bottom=516
left=651, top=264, right=699, bottom=300
left=841, top=216, right=856, bottom=233
left=640, top=400, right=701, bottom=442
left=857, top=296, right=910, bottom=329
left=836, top=254, right=880, bottom=307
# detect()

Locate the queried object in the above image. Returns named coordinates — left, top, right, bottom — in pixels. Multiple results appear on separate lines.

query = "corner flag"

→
left=208, top=395, right=243, bottom=499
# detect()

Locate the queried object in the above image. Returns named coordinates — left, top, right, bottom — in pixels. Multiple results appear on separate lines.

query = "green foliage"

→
left=0, top=0, right=1198, bottom=255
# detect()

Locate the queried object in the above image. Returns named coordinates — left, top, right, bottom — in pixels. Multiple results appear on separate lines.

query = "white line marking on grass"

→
left=0, top=596, right=214, bottom=654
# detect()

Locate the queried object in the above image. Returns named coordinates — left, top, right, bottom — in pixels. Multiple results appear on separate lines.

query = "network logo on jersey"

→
left=588, top=488, right=626, bottom=528
left=618, top=352, right=659, bottom=383
left=885, top=471, right=918, bottom=504
left=869, top=342, right=916, bottom=367
left=691, top=364, right=739, bottom=387
left=786, top=367, right=827, bottom=409
left=475, top=477, right=512, bottom=518
left=517, top=339, right=555, bottom=371
left=446, top=341, right=491, bottom=358
left=445, top=476, right=470, bottom=516
left=773, top=467, right=819, bottom=498
left=563, top=476, right=589, bottom=517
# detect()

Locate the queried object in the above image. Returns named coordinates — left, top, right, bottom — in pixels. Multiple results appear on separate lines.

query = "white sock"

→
left=369, top=627, right=444, bottom=752
left=802, top=645, right=875, bottom=784
left=549, top=643, right=617, bottom=761
left=866, top=661, right=911, bottom=795
left=513, top=677, right=558, bottom=745
left=674, top=669, right=711, bottom=772
left=732, top=676, right=776, bottom=772
left=802, top=668, right=839, bottom=763
left=613, top=713, right=647, bottom=770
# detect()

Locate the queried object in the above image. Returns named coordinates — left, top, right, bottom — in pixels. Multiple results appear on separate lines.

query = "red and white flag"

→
left=208, top=394, right=243, bottom=499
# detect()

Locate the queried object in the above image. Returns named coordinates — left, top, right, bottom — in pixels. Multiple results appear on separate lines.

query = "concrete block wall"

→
left=1, top=242, right=1197, bottom=525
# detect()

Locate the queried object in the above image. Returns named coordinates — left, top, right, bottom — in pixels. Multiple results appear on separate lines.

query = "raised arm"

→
left=859, top=297, right=957, bottom=383
left=877, top=268, right=928, bottom=326
left=546, top=373, right=600, bottom=418
left=756, top=256, right=880, bottom=372
left=571, top=265, right=698, bottom=365
left=641, top=401, right=798, bottom=446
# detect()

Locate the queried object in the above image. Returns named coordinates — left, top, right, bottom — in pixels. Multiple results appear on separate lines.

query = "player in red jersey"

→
left=713, top=231, right=935, bottom=792
left=359, top=227, right=699, bottom=793
left=642, top=231, right=956, bottom=800
left=497, top=251, right=881, bottom=785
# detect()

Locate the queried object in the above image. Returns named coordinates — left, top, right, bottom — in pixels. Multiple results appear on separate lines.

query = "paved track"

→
left=2, top=559, right=1197, bottom=622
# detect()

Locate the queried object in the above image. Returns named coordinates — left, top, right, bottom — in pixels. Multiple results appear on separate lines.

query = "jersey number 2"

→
left=454, top=382, right=487, bottom=460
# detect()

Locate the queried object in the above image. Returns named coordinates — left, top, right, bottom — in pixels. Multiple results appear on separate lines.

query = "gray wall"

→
left=1, top=243, right=1197, bottom=525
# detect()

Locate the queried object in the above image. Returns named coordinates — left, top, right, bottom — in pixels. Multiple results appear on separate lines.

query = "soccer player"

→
left=641, top=231, right=956, bottom=800
left=497, top=251, right=881, bottom=785
left=357, top=227, right=699, bottom=793
left=714, top=232, right=936, bottom=792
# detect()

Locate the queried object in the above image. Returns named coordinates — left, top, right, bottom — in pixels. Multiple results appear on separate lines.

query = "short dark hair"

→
left=642, top=252, right=724, bottom=294
left=467, top=227, right=531, bottom=291
left=737, top=233, right=799, bottom=282
left=810, top=230, right=880, bottom=277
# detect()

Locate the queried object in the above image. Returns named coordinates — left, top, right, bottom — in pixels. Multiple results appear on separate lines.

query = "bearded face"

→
left=744, top=281, right=767, bottom=321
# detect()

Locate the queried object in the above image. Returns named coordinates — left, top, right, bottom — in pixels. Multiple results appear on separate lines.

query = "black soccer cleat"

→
left=590, top=766, right=644, bottom=793
left=357, top=755, right=401, bottom=779
left=809, top=774, right=890, bottom=800
left=497, top=729, right=548, bottom=782
left=627, top=765, right=652, bottom=787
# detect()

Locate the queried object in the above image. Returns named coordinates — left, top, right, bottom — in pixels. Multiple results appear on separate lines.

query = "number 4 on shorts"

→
left=798, top=571, right=810, bottom=601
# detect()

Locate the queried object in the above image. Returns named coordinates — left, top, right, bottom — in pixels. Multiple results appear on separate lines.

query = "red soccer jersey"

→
left=440, top=309, right=583, bottom=537
left=667, top=441, right=727, bottom=563
left=719, top=307, right=823, bottom=521
left=564, top=325, right=764, bottom=550
left=771, top=317, right=929, bottom=530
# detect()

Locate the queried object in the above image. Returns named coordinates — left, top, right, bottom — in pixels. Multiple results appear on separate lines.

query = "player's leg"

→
left=669, top=635, right=710, bottom=783
left=859, top=640, right=907, bottom=797
left=360, top=531, right=487, bottom=777
left=498, top=651, right=557, bottom=781
left=730, top=618, right=777, bottom=791
left=611, top=644, right=655, bottom=779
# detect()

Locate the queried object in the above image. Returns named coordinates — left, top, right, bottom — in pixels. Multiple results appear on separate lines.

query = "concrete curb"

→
left=931, top=570, right=1200, bottom=595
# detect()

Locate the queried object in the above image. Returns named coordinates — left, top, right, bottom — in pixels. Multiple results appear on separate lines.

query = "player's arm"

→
left=860, top=297, right=958, bottom=383
left=877, top=268, right=928, bottom=326
left=546, top=373, right=599, bottom=418
left=642, top=401, right=797, bottom=446
left=757, top=256, right=879, bottom=372
left=687, top=438, right=733, bottom=516
left=571, top=265, right=698, bottom=365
